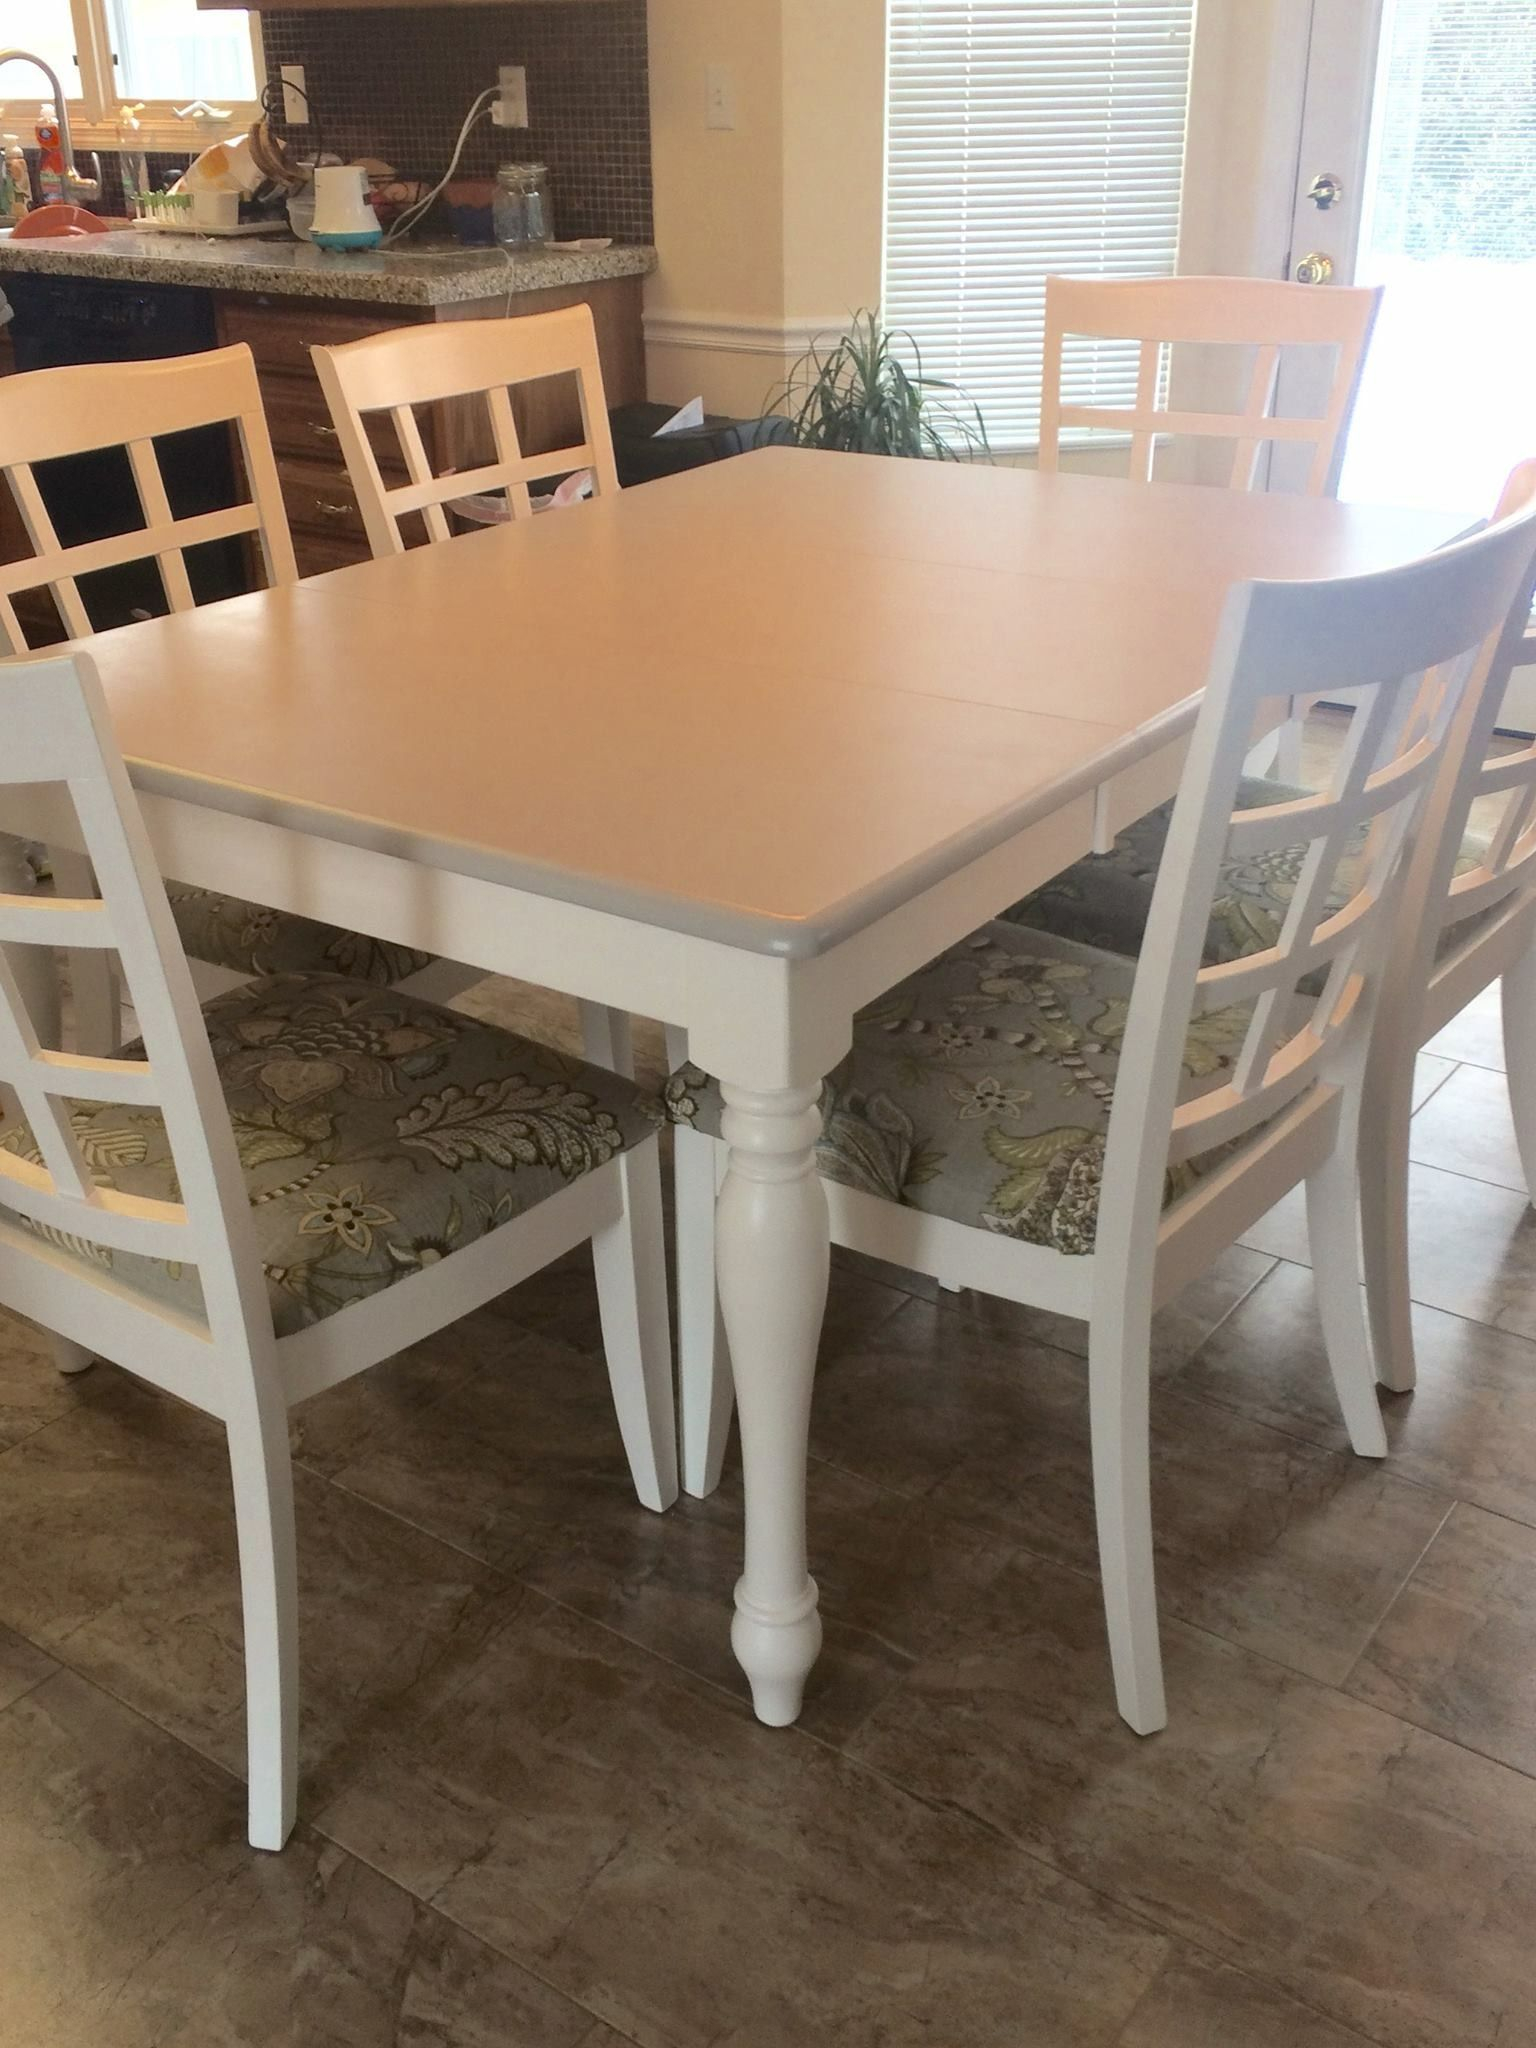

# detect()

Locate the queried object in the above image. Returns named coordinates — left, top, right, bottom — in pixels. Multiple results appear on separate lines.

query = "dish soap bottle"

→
left=3, top=135, right=30, bottom=220
left=35, top=106, right=64, bottom=204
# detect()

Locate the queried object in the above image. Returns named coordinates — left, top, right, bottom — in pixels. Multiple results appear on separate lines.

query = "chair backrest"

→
left=1038, top=274, right=1382, bottom=493
left=0, top=654, right=270, bottom=1399
left=0, top=343, right=297, bottom=653
left=1096, top=488, right=1536, bottom=1288
left=311, top=305, right=620, bottom=558
left=1419, top=458, right=1536, bottom=989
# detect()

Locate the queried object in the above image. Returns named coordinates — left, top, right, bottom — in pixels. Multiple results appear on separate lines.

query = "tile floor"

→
left=3, top=974, right=1535, bottom=2047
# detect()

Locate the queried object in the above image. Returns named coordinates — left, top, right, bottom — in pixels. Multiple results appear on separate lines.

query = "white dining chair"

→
left=0, top=650, right=676, bottom=1850
left=0, top=344, right=477, bottom=1035
left=1362, top=459, right=1536, bottom=1389
left=666, top=499, right=1536, bottom=1737
left=1038, top=272, right=1382, bottom=494
left=1040, top=272, right=1382, bottom=782
left=312, top=307, right=633, bottom=1080
left=1005, top=459, right=1536, bottom=1396
left=311, top=305, right=619, bottom=559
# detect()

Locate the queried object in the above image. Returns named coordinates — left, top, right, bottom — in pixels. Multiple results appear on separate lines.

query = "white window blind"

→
left=884, top=0, right=1196, bottom=452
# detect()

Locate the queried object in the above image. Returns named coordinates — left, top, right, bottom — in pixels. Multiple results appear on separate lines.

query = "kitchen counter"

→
left=0, top=230, right=656, bottom=306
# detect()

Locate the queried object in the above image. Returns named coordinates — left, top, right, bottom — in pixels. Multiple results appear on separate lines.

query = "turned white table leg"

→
left=715, top=1079, right=827, bottom=1725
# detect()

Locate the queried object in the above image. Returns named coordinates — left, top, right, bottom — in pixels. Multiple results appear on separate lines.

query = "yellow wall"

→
left=645, top=0, right=886, bottom=413
left=779, top=0, right=885, bottom=320
left=645, top=0, right=1304, bottom=420
left=646, top=0, right=786, bottom=332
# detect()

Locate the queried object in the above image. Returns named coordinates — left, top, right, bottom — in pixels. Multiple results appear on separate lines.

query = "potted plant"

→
left=767, top=310, right=991, bottom=460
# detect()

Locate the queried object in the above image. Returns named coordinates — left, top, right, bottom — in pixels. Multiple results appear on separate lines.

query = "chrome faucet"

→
left=0, top=50, right=103, bottom=202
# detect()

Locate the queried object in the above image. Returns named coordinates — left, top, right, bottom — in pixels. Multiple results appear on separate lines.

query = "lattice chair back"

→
left=1419, top=458, right=1536, bottom=980
left=0, top=344, right=297, bottom=654
left=1098, top=486, right=1536, bottom=1294
left=1038, top=274, right=1382, bottom=493
left=311, top=305, right=620, bottom=557
left=0, top=653, right=273, bottom=1408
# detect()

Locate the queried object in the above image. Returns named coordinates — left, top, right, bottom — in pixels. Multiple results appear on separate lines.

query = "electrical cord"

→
left=384, top=84, right=499, bottom=244
left=258, top=76, right=324, bottom=170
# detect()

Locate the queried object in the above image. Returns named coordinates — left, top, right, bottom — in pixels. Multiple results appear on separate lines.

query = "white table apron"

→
left=4, top=754, right=1116, bottom=1721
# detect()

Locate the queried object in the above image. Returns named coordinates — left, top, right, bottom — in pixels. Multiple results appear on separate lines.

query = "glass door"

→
left=1283, top=0, right=1536, bottom=718
left=1335, top=0, right=1536, bottom=514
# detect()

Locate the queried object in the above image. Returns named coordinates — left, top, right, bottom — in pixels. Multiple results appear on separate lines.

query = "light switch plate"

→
left=705, top=63, right=736, bottom=131
left=280, top=64, right=308, bottom=125
left=494, top=64, right=529, bottom=129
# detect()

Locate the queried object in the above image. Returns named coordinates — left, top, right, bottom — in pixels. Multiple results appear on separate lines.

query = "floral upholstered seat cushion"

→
left=0, top=973, right=660, bottom=1338
left=166, top=884, right=435, bottom=985
left=1003, top=775, right=1487, bottom=967
left=665, top=924, right=1264, bottom=1256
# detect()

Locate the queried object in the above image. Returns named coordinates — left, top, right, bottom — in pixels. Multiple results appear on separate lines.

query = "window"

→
left=1, top=0, right=262, bottom=150
left=883, top=0, right=1197, bottom=452
left=106, top=0, right=258, bottom=107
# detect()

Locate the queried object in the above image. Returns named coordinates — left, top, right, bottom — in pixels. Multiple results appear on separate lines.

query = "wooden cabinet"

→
left=215, top=273, right=644, bottom=579
left=0, top=271, right=645, bottom=601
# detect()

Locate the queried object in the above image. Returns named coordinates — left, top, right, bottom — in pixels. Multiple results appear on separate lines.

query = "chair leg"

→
left=0, top=838, right=61, bottom=1053
left=591, top=1137, right=678, bottom=1513
left=1503, top=945, right=1536, bottom=1201
left=1306, top=1099, right=1390, bottom=1457
left=67, top=950, right=121, bottom=1059
left=226, top=1382, right=299, bottom=1852
left=1360, top=1048, right=1419, bottom=1395
left=675, top=1124, right=734, bottom=1497
left=579, top=1001, right=635, bottom=1080
left=1086, top=1300, right=1167, bottom=1736
left=1, top=847, right=83, bottom=1385
left=1271, top=705, right=1305, bottom=787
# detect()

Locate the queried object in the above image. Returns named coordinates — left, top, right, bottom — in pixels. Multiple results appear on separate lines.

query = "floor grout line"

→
left=1337, top=1493, right=1460, bottom=1695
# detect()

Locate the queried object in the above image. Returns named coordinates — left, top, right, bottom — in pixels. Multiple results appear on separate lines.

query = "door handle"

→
left=1293, top=251, right=1335, bottom=286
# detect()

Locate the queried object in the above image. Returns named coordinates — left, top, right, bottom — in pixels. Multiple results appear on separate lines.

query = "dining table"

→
left=11, top=445, right=1456, bottom=1724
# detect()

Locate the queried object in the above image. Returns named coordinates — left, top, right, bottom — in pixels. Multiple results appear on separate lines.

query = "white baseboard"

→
left=642, top=311, right=851, bottom=359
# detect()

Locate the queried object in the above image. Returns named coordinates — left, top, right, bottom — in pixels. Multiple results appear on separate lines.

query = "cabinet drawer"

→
left=276, top=456, right=429, bottom=558
left=277, top=455, right=369, bottom=545
left=218, top=293, right=427, bottom=378
left=261, top=373, right=415, bottom=477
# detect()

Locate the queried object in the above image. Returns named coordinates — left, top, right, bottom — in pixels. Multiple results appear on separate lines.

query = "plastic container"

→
left=445, top=179, right=495, bottom=246
left=2, top=137, right=29, bottom=222
left=492, top=162, right=552, bottom=252
left=35, top=106, right=64, bottom=205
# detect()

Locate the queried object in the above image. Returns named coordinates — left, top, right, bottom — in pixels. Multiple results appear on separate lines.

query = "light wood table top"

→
left=73, top=447, right=1455, bottom=956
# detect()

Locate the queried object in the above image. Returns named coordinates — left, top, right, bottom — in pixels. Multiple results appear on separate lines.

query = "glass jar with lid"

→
left=492, top=162, right=553, bottom=252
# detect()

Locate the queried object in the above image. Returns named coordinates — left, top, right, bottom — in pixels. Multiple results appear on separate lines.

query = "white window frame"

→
left=28, top=0, right=264, bottom=155
left=881, top=0, right=1200, bottom=459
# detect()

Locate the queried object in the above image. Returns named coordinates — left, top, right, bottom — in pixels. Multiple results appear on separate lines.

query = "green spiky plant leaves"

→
left=768, top=311, right=992, bottom=461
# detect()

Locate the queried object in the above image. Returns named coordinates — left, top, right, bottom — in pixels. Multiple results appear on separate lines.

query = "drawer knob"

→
left=315, top=499, right=355, bottom=519
left=309, top=421, right=338, bottom=440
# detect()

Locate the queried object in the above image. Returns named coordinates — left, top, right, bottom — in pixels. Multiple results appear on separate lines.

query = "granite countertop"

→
left=0, top=230, right=656, bottom=305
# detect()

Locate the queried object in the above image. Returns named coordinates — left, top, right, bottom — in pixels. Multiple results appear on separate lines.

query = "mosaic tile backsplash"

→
left=257, top=2, right=652, bottom=245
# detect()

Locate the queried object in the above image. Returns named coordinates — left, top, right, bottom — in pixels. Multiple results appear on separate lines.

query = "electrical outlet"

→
left=280, top=63, right=308, bottom=125
left=705, top=63, right=735, bottom=131
left=493, top=65, right=529, bottom=129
